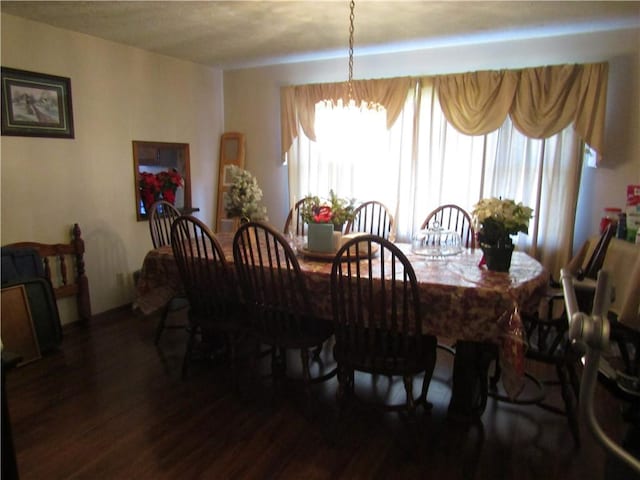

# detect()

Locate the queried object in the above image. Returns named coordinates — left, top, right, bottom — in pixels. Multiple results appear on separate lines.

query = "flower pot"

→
left=481, top=243, right=514, bottom=272
left=308, top=223, right=335, bottom=253
left=332, top=231, right=342, bottom=251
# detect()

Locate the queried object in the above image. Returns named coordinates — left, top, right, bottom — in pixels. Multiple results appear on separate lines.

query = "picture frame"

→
left=1, top=67, right=74, bottom=138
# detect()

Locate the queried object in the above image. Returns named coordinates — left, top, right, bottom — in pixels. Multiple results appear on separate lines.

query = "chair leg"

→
left=269, top=346, right=289, bottom=389
left=154, top=306, right=170, bottom=346
left=181, top=326, right=196, bottom=380
left=300, top=348, right=313, bottom=414
left=311, top=344, right=322, bottom=361
left=336, top=363, right=351, bottom=404
left=489, top=358, right=502, bottom=390
left=403, top=374, right=416, bottom=416
left=567, top=358, right=581, bottom=399
left=556, top=363, right=580, bottom=447
left=419, top=370, right=435, bottom=412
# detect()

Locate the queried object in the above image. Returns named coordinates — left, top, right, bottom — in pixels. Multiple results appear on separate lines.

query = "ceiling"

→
left=2, top=1, right=639, bottom=69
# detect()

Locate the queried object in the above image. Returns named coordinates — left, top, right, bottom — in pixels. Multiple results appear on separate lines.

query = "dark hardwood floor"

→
left=4, top=307, right=635, bottom=479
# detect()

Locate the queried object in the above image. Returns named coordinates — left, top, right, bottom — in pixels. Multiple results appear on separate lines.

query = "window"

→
left=288, top=82, right=583, bottom=276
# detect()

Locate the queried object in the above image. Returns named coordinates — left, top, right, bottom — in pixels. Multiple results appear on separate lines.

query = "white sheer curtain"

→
left=484, top=118, right=582, bottom=276
left=406, top=84, right=486, bottom=241
left=287, top=82, right=582, bottom=276
left=289, top=97, right=414, bottom=236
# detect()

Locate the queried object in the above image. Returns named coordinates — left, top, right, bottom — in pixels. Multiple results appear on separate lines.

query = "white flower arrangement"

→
left=223, top=165, right=268, bottom=222
left=471, top=197, right=533, bottom=247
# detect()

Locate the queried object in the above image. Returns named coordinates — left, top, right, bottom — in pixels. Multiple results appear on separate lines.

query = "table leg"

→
left=447, top=341, right=496, bottom=421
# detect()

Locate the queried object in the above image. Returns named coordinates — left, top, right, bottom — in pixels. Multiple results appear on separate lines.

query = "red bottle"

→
left=600, top=207, right=622, bottom=233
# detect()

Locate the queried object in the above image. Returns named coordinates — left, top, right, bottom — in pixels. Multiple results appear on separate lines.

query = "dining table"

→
left=134, top=231, right=549, bottom=420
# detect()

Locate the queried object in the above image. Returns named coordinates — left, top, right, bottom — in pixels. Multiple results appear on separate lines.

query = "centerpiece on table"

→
left=223, top=165, right=268, bottom=223
left=300, top=190, right=356, bottom=253
left=471, top=197, right=533, bottom=272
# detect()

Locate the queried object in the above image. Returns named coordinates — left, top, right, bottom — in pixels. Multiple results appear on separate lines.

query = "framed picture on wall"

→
left=1, top=67, right=74, bottom=138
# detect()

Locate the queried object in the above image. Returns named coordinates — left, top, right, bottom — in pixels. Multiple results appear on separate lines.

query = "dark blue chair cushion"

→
left=1, top=246, right=61, bottom=353
left=1, top=246, right=44, bottom=283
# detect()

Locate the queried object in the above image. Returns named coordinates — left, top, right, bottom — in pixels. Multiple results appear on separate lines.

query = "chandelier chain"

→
left=348, top=0, right=355, bottom=99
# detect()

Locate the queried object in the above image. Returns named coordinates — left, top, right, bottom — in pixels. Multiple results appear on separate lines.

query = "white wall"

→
left=2, top=15, right=638, bottom=323
left=1, top=14, right=224, bottom=323
left=223, top=27, right=640, bottom=250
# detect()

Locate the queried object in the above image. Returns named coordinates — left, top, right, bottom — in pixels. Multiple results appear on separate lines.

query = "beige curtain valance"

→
left=282, top=62, right=608, bottom=161
left=280, top=77, right=412, bottom=156
left=434, top=62, right=608, bottom=158
left=434, top=70, right=519, bottom=134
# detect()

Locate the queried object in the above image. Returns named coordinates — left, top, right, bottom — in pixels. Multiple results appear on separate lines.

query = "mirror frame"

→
left=215, top=132, right=246, bottom=233
left=132, top=140, right=192, bottom=222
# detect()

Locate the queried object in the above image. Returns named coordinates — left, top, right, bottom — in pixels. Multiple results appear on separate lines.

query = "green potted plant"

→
left=471, top=197, right=533, bottom=272
left=300, top=190, right=356, bottom=252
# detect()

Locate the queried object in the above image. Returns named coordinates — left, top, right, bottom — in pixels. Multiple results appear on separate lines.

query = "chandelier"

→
left=347, top=0, right=355, bottom=100
left=343, top=1, right=382, bottom=111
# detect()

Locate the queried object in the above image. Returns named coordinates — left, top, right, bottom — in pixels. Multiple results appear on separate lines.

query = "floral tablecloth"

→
left=134, top=232, right=549, bottom=398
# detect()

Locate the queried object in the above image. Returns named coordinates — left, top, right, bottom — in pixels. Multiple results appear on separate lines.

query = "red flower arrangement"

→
left=156, top=169, right=183, bottom=205
left=139, top=169, right=183, bottom=212
left=139, top=172, right=161, bottom=212
left=300, top=190, right=356, bottom=231
left=312, top=205, right=333, bottom=223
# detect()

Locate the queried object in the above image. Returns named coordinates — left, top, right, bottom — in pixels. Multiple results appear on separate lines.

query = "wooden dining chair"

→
left=488, top=224, right=618, bottom=447
left=420, top=204, right=475, bottom=357
left=171, top=215, right=245, bottom=380
left=283, top=197, right=311, bottom=237
left=149, top=200, right=181, bottom=249
left=596, top=240, right=640, bottom=377
left=233, top=221, right=335, bottom=401
left=344, top=200, right=394, bottom=240
left=573, top=222, right=616, bottom=281
left=330, top=234, right=437, bottom=416
left=147, top=200, right=189, bottom=345
left=421, top=204, right=476, bottom=249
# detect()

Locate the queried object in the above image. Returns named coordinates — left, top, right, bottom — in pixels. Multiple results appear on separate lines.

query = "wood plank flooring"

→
left=4, top=307, right=635, bottom=479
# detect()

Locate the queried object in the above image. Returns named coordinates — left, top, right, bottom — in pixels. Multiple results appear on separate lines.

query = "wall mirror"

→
left=132, top=140, right=192, bottom=222
left=215, top=132, right=245, bottom=232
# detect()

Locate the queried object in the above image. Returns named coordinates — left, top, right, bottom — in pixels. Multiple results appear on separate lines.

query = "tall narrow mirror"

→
left=215, top=132, right=245, bottom=232
left=132, top=140, right=192, bottom=221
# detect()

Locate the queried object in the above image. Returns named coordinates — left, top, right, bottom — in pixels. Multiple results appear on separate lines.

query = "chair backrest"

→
left=618, top=255, right=640, bottom=329
left=2, top=223, right=91, bottom=323
left=600, top=239, right=640, bottom=328
left=170, top=216, right=235, bottom=329
left=330, top=234, right=435, bottom=370
left=344, top=201, right=394, bottom=240
left=420, top=204, right=475, bottom=249
left=283, top=197, right=310, bottom=237
left=581, top=222, right=616, bottom=280
left=149, top=200, right=181, bottom=248
left=233, top=221, right=312, bottom=339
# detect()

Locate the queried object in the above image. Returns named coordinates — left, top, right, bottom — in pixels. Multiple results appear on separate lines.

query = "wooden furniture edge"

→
left=4, top=223, right=92, bottom=322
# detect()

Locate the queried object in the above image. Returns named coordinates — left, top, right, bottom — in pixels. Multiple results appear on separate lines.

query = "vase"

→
left=481, top=243, right=514, bottom=272
left=332, top=231, right=342, bottom=252
left=307, top=223, right=335, bottom=253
